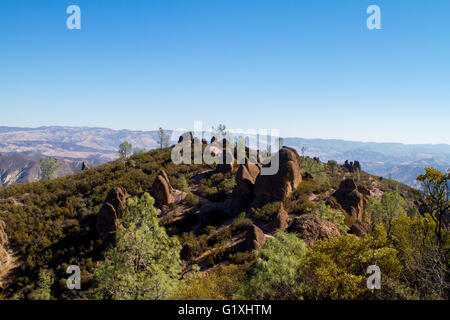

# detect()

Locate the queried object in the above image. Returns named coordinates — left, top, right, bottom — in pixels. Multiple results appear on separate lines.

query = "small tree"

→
left=367, top=190, right=406, bottom=235
left=328, top=160, right=338, bottom=176
left=301, top=146, right=306, bottom=157
left=118, top=141, right=132, bottom=160
left=40, top=157, right=61, bottom=181
left=212, top=124, right=227, bottom=140
left=158, top=127, right=169, bottom=149
left=91, top=193, right=182, bottom=299
left=416, top=167, right=449, bottom=253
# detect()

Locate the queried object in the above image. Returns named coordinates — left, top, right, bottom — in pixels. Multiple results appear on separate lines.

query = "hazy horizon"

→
left=1, top=124, right=449, bottom=147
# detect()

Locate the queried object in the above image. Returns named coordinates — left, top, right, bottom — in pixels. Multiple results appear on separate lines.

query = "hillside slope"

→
left=0, top=138, right=428, bottom=299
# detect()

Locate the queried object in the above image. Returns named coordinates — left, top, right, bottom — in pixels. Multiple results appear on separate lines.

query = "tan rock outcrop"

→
left=287, top=214, right=341, bottom=246
left=81, top=161, right=90, bottom=171
left=332, top=178, right=366, bottom=220
left=96, top=187, right=130, bottom=243
left=269, top=203, right=290, bottom=232
left=152, top=170, right=175, bottom=207
left=231, top=161, right=261, bottom=215
left=243, top=224, right=266, bottom=251
left=253, top=147, right=302, bottom=201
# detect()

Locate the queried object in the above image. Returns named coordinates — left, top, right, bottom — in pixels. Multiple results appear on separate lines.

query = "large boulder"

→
left=268, top=203, right=290, bottom=232
left=333, top=178, right=366, bottom=220
left=152, top=170, right=175, bottom=207
left=243, top=224, right=266, bottom=251
left=253, top=147, right=302, bottom=202
left=231, top=161, right=261, bottom=215
left=96, top=187, right=130, bottom=243
left=287, top=214, right=341, bottom=246
left=81, top=161, right=90, bottom=171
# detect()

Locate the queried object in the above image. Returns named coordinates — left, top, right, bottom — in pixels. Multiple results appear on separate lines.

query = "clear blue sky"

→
left=1, top=0, right=449, bottom=144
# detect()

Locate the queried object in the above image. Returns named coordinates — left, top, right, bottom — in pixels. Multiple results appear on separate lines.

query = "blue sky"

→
left=0, top=0, right=449, bottom=144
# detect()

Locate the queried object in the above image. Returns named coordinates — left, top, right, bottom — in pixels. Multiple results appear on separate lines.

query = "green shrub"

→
left=236, top=231, right=308, bottom=299
left=232, top=212, right=253, bottom=232
left=198, top=173, right=236, bottom=202
left=251, top=201, right=281, bottom=222
left=312, top=201, right=349, bottom=234
left=169, top=264, right=246, bottom=300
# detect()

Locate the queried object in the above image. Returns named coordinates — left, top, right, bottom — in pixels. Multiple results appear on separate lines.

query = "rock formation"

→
left=287, top=214, right=341, bottom=246
left=332, top=178, right=366, bottom=220
left=243, top=224, right=266, bottom=251
left=96, top=187, right=130, bottom=243
left=349, top=221, right=370, bottom=237
left=152, top=169, right=186, bottom=208
left=152, top=170, right=175, bottom=207
left=268, top=203, right=290, bottom=232
left=342, top=160, right=361, bottom=173
left=81, top=161, right=90, bottom=171
left=231, top=161, right=261, bottom=215
left=253, top=147, right=302, bottom=202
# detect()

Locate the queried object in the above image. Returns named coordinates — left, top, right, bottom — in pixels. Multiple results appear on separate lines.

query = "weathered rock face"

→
left=253, top=147, right=302, bottom=202
left=269, top=203, right=290, bottom=232
left=243, top=224, right=266, bottom=251
left=349, top=221, right=370, bottom=237
left=96, top=187, right=130, bottom=243
left=152, top=170, right=175, bottom=207
left=287, top=214, right=341, bottom=246
left=81, top=161, right=90, bottom=171
left=333, top=178, right=366, bottom=220
left=231, top=162, right=261, bottom=215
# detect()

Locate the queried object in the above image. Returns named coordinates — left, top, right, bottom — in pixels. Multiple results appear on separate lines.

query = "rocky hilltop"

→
left=0, top=132, right=436, bottom=299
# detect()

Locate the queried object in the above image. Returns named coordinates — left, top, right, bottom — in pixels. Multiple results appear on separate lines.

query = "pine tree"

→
left=91, top=193, right=182, bottom=299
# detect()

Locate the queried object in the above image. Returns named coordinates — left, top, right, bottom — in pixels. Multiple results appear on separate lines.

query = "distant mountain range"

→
left=283, top=137, right=450, bottom=187
left=0, top=126, right=448, bottom=187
